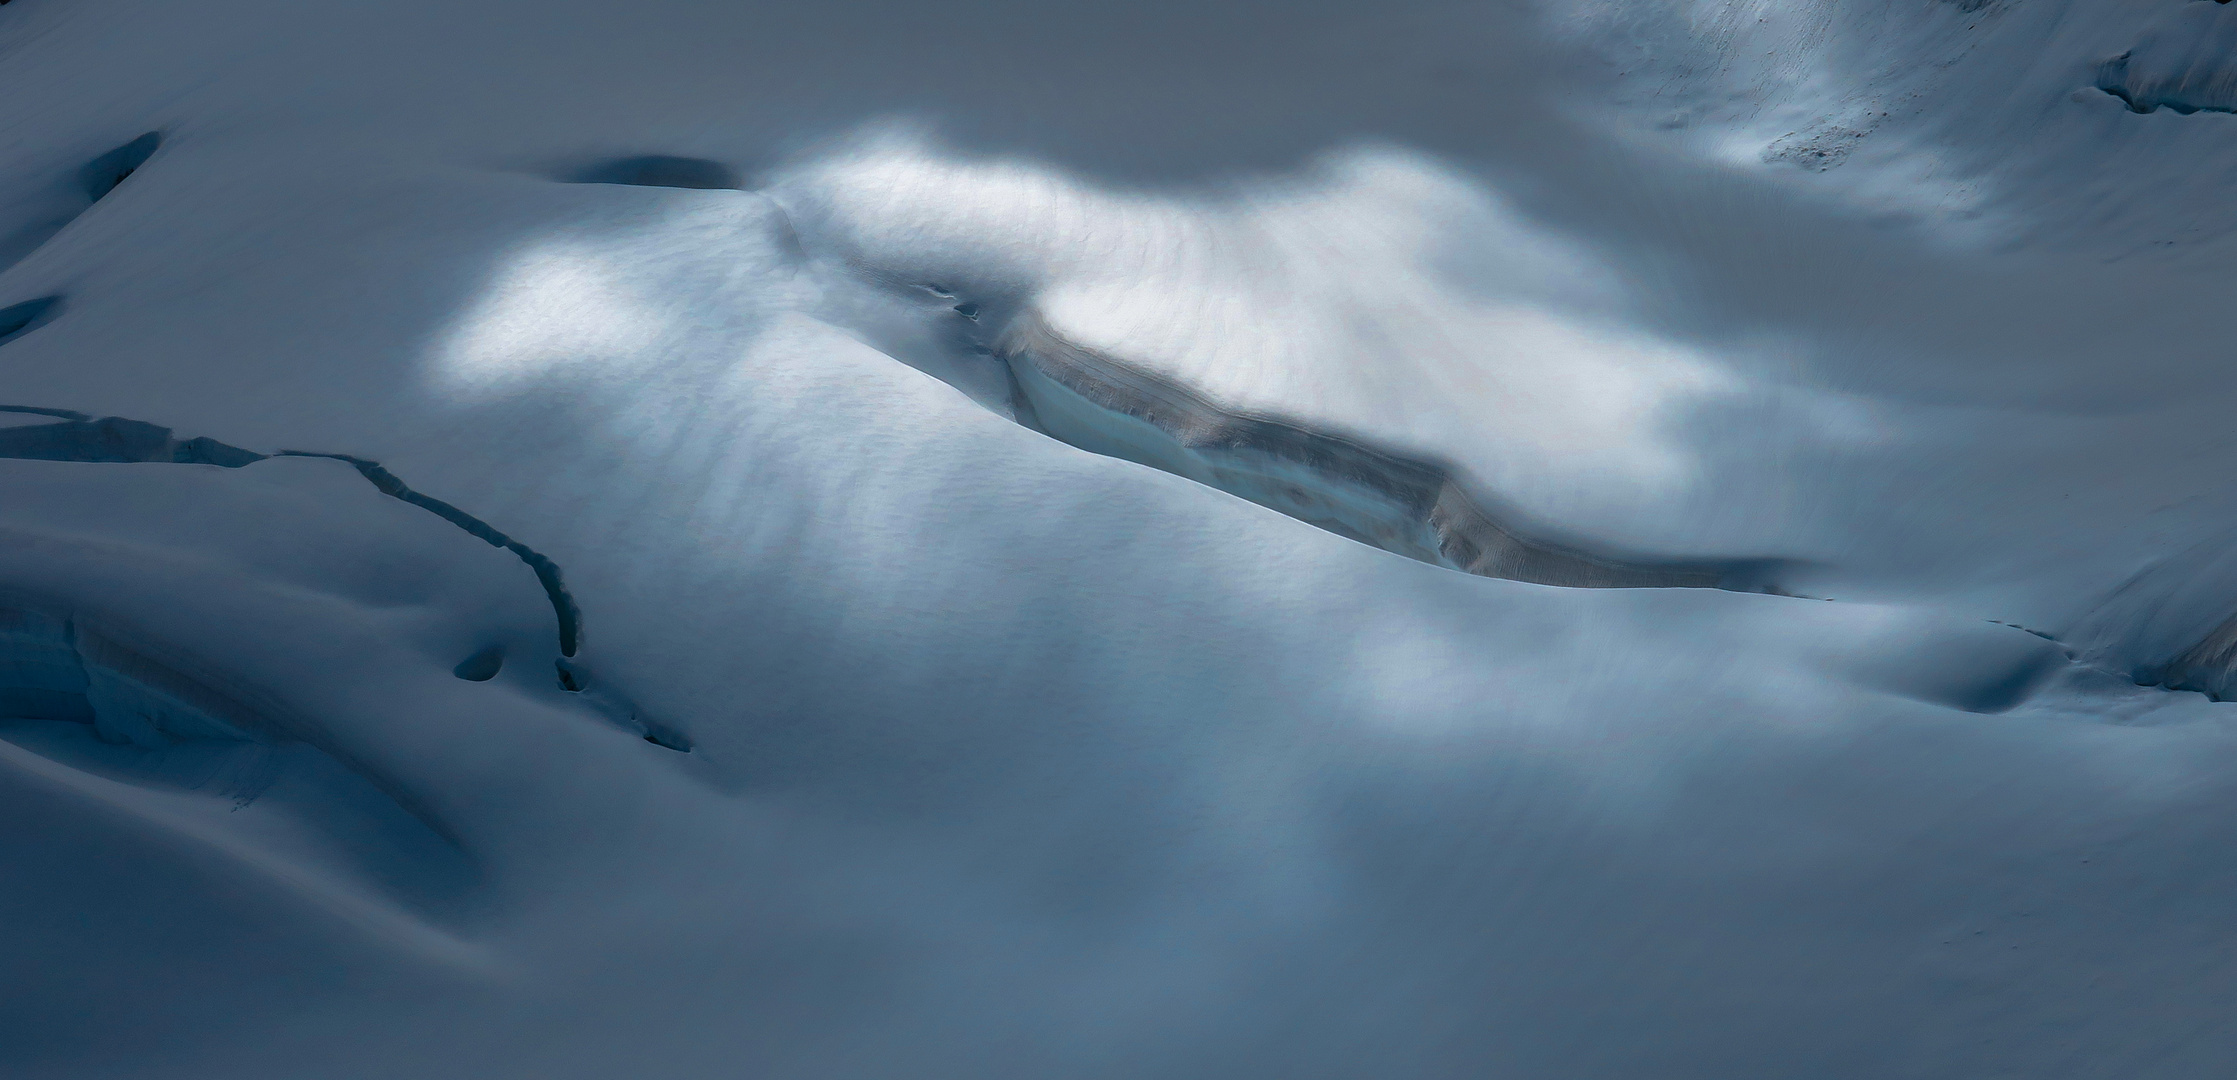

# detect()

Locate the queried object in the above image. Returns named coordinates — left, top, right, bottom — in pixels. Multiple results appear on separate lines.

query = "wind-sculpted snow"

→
left=7, top=0, right=2237, bottom=1076
left=1560, top=0, right=2237, bottom=244
left=773, top=136, right=1763, bottom=556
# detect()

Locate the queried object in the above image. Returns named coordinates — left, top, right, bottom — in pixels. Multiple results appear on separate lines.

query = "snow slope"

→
left=4, top=1, right=2237, bottom=1076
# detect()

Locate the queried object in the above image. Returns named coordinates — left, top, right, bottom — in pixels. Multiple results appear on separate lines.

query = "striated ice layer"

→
left=997, top=310, right=1787, bottom=590
left=2, top=606, right=258, bottom=744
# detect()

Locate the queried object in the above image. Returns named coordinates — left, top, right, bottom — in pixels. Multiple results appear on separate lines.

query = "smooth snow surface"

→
left=4, top=1, right=2237, bottom=1076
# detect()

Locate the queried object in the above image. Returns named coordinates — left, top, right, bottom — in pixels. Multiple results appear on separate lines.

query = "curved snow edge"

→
left=0, top=407, right=585, bottom=660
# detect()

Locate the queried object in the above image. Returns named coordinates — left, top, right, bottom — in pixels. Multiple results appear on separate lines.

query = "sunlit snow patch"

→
left=773, top=132, right=1793, bottom=589
left=434, top=239, right=679, bottom=395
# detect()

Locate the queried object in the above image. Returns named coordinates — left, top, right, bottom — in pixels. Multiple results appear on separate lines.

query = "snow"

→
left=4, top=0, right=2237, bottom=1076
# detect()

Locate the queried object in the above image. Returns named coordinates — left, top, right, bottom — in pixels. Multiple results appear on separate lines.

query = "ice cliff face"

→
left=991, top=309, right=1786, bottom=589
left=6, top=1, right=2237, bottom=1077
left=2096, top=1, right=2237, bottom=115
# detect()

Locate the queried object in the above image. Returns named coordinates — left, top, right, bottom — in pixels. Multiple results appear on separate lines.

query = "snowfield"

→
left=5, top=1, right=2237, bottom=1076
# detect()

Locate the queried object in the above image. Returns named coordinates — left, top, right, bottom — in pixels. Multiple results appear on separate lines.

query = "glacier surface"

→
left=4, top=0, right=2237, bottom=1076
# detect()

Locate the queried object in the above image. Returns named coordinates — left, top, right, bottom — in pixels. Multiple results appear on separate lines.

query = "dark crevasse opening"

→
left=452, top=645, right=505, bottom=682
left=567, top=155, right=740, bottom=190
left=274, top=452, right=583, bottom=657
left=0, top=297, right=61, bottom=345
left=80, top=133, right=161, bottom=202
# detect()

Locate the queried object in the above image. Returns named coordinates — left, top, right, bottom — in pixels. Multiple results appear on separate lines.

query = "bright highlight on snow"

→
left=4, top=1, right=2237, bottom=1077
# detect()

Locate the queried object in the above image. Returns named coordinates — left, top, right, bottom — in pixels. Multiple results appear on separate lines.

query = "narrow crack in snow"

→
left=0, top=406, right=584, bottom=664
